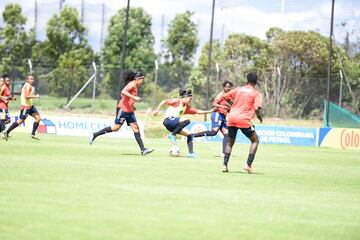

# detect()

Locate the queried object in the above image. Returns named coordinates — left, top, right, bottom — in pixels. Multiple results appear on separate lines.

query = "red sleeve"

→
left=123, top=81, right=136, bottom=92
left=221, top=88, right=237, bottom=101
left=184, top=105, right=198, bottom=114
left=254, top=92, right=262, bottom=110
left=165, top=99, right=179, bottom=106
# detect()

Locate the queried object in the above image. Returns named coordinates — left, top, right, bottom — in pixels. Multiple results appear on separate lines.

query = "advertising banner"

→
left=7, top=115, right=144, bottom=138
left=186, top=122, right=317, bottom=146
left=318, top=128, right=360, bottom=150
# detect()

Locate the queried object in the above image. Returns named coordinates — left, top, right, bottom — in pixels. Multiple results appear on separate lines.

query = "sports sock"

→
left=247, top=153, right=255, bottom=167
left=222, top=134, right=229, bottom=154
left=32, top=122, right=39, bottom=135
left=187, top=135, right=194, bottom=153
left=172, top=119, right=190, bottom=135
left=223, top=153, right=230, bottom=166
left=134, top=132, right=145, bottom=151
left=93, top=126, right=112, bottom=139
left=6, top=122, right=19, bottom=134
left=0, top=120, right=5, bottom=132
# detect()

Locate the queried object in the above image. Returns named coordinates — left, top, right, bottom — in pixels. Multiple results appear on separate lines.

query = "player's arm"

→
left=212, top=98, right=229, bottom=111
left=121, top=89, right=141, bottom=102
left=24, top=85, right=39, bottom=99
left=254, top=93, right=263, bottom=123
left=255, top=108, right=263, bottom=123
left=186, top=106, right=213, bottom=115
left=152, top=100, right=167, bottom=116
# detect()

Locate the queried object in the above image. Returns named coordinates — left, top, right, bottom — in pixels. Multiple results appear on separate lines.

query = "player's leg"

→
left=193, top=112, right=220, bottom=138
left=223, top=126, right=237, bottom=172
left=168, top=118, right=190, bottom=145
left=179, top=129, right=195, bottom=158
left=220, top=127, right=229, bottom=155
left=162, top=117, right=181, bottom=145
left=240, top=126, right=259, bottom=173
left=30, top=107, right=41, bottom=139
left=128, top=112, right=153, bottom=155
left=0, top=109, right=5, bottom=133
left=4, top=109, right=26, bottom=140
left=89, top=108, right=124, bottom=144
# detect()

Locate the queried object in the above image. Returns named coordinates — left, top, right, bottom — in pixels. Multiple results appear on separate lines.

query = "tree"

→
left=161, top=11, right=199, bottom=90
left=269, top=30, right=346, bottom=117
left=0, top=4, right=35, bottom=88
left=41, top=7, right=94, bottom=103
left=102, top=7, right=156, bottom=97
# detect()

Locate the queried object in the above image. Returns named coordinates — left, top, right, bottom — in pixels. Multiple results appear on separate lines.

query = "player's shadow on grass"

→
left=228, top=171, right=264, bottom=175
left=119, top=153, right=142, bottom=156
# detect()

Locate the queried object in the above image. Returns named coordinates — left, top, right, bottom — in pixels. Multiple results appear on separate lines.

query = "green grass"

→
left=1, top=133, right=359, bottom=240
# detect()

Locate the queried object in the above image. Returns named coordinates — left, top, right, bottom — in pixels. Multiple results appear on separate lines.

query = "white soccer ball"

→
left=170, top=145, right=181, bottom=157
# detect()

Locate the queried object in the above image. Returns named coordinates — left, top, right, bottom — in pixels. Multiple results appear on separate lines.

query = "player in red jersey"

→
left=192, top=80, right=233, bottom=155
left=0, top=74, right=17, bottom=134
left=220, top=73, right=263, bottom=173
left=153, top=89, right=212, bottom=158
left=89, top=71, right=154, bottom=156
left=4, top=74, right=41, bottom=140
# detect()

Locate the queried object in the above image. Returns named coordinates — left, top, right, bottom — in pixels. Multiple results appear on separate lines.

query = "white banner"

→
left=11, top=115, right=145, bottom=138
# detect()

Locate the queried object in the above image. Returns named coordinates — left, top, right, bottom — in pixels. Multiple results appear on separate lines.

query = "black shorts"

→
left=19, top=106, right=39, bottom=120
left=114, top=108, right=137, bottom=125
left=163, top=117, right=180, bottom=132
left=228, top=126, right=255, bottom=139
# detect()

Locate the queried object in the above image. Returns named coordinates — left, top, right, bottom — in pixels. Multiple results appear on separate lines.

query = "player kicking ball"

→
left=192, top=80, right=233, bottom=156
left=153, top=89, right=212, bottom=158
left=220, top=73, right=263, bottom=173
left=89, top=71, right=154, bottom=156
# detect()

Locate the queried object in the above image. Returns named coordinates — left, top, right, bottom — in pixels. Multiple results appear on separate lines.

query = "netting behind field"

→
left=324, top=100, right=360, bottom=128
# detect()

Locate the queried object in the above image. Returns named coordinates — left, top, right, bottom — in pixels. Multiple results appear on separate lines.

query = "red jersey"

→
left=214, top=90, right=232, bottom=115
left=117, top=81, right=138, bottom=112
left=0, top=84, right=11, bottom=109
left=164, top=98, right=198, bottom=118
left=222, top=84, right=262, bottom=128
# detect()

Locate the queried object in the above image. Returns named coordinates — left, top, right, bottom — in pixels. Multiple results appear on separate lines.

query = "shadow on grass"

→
left=227, top=171, right=265, bottom=175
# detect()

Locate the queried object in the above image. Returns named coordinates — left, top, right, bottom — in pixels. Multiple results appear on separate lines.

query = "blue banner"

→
left=186, top=122, right=317, bottom=146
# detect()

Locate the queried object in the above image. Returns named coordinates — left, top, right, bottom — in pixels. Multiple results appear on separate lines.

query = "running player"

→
left=192, top=80, right=233, bottom=155
left=89, top=71, right=154, bottom=156
left=0, top=74, right=17, bottom=133
left=152, top=89, right=212, bottom=158
left=4, top=74, right=41, bottom=140
left=220, top=73, right=263, bottom=173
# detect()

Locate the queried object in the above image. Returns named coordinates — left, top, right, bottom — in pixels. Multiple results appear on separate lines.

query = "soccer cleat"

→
left=243, top=164, right=253, bottom=174
left=168, top=133, right=177, bottom=145
left=222, top=165, right=229, bottom=173
left=31, top=135, right=40, bottom=140
left=88, top=133, right=95, bottom=145
left=142, top=148, right=154, bottom=156
left=187, top=152, right=197, bottom=158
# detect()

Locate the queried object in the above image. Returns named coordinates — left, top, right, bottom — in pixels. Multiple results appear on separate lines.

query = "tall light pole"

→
left=326, top=0, right=335, bottom=127
left=205, top=0, right=216, bottom=121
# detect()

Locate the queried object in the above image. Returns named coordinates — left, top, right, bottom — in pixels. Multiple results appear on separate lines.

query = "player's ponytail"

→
left=122, top=70, right=136, bottom=85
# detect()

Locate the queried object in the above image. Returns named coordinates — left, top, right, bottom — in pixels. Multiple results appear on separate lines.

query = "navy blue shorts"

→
left=228, top=126, right=255, bottom=139
left=0, top=109, right=10, bottom=120
left=19, top=106, right=39, bottom=120
left=114, top=108, right=137, bottom=125
left=163, top=117, right=180, bottom=132
left=211, top=112, right=227, bottom=129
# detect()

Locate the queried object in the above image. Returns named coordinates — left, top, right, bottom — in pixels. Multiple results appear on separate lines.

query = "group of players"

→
left=0, top=74, right=42, bottom=141
left=1, top=70, right=263, bottom=173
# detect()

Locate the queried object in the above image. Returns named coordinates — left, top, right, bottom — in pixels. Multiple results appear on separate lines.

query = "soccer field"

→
left=1, top=133, right=359, bottom=240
